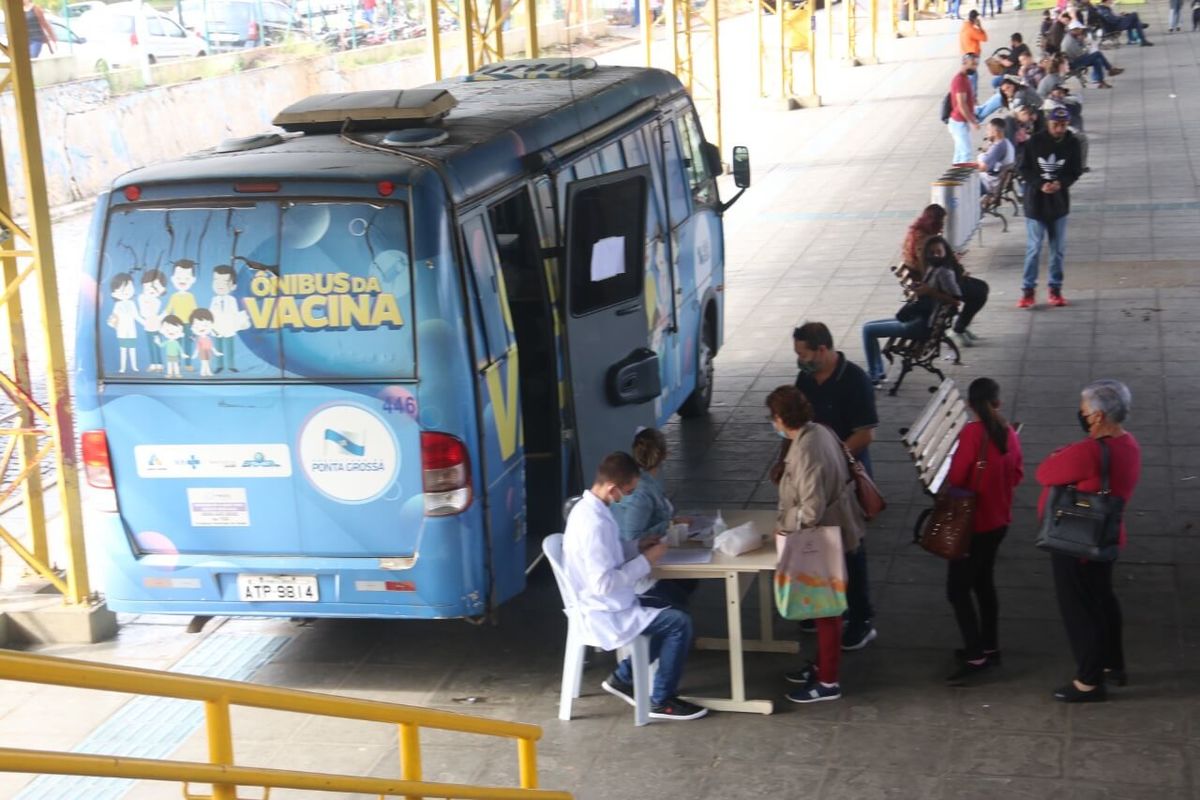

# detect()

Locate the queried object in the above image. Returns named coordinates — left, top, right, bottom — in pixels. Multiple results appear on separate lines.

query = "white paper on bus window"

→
left=590, top=236, right=626, bottom=282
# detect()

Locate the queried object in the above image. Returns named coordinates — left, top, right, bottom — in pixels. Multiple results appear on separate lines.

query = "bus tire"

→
left=679, top=310, right=716, bottom=418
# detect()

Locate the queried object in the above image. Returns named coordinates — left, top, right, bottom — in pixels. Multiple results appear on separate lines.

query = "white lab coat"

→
left=562, top=491, right=662, bottom=651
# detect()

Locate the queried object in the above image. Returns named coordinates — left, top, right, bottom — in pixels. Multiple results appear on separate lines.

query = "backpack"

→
left=941, top=93, right=952, bottom=124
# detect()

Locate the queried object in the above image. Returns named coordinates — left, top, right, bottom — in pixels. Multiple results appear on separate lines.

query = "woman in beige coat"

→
left=767, top=385, right=867, bottom=704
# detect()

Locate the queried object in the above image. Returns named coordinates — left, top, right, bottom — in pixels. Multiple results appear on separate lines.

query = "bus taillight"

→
left=81, top=431, right=114, bottom=490
left=421, top=432, right=471, bottom=516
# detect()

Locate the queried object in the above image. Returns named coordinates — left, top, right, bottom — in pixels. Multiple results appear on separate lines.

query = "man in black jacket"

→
left=1018, top=105, right=1083, bottom=308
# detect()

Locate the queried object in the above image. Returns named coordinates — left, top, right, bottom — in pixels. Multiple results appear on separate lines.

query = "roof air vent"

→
left=273, top=89, right=458, bottom=134
left=465, top=58, right=597, bottom=82
left=214, top=133, right=286, bottom=153
left=381, top=128, right=450, bottom=148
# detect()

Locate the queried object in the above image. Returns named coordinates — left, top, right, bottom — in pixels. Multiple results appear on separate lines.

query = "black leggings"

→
left=1051, top=552, right=1124, bottom=686
left=946, top=526, right=1006, bottom=659
left=954, top=275, right=990, bottom=333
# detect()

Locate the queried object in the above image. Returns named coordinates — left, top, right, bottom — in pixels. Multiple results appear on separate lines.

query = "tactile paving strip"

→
left=15, top=632, right=289, bottom=800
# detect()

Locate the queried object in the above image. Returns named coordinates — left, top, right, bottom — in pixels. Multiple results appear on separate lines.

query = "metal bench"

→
left=899, top=379, right=970, bottom=497
left=980, top=164, right=1020, bottom=232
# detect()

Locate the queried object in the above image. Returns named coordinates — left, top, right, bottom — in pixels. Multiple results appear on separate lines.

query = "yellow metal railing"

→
left=0, top=651, right=572, bottom=800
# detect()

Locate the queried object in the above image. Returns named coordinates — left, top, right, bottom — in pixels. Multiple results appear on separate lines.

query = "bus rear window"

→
left=96, top=200, right=414, bottom=382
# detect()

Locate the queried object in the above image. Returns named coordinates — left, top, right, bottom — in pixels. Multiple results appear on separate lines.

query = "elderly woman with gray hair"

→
left=1036, top=380, right=1142, bottom=703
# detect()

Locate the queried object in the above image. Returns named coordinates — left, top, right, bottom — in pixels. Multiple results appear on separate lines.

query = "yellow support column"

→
left=524, top=0, right=538, bottom=57
left=783, top=0, right=819, bottom=107
left=707, top=0, right=721, bottom=153
left=863, top=0, right=879, bottom=62
left=909, top=0, right=917, bottom=35
left=427, top=0, right=443, bottom=78
left=462, top=0, right=476, bottom=73
left=640, top=0, right=652, bottom=65
left=845, top=0, right=857, bottom=63
left=399, top=722, right=423, bottom=800
left=0, top=0, right=93, bottom=608
left=755, top=0, right=765, bottom=96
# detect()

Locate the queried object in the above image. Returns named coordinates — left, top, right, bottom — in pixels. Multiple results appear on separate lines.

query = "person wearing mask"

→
left=863, top=236, right=961, bottom=384
left=1017, top=105, right=1082, bottom=309
left=944, top=378, right=1024, bottom=685
left=612, top=427, right=696, bottom=608
left=563, top=452, right=708, bottom=720
left=23, top=0, right=56, bottom=58
left=1038, top=381, right=1142, bottom=703
left=1062, top=20, right=1123, bottom=88
left=948, top=54, right=980, bottom=165
left=767, top=385, right=867, bottom=703
left=770, top=322, right=879, bottom=650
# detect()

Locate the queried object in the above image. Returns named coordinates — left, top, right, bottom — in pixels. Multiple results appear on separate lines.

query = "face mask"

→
left=928, top=255, right=947, bottom=267
left=1077, top=409, right=1094, bottom=434
left=796, top=357, right=819, bottom=374
left=966, top=68, right=978, bottom=76
left=776, top=428, right=790, bottom=440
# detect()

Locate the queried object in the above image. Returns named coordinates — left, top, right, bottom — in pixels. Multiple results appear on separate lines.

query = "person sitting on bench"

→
left=862, top=236, right=961, bottom=384
left=1094, top=0, right=1152, bottom=45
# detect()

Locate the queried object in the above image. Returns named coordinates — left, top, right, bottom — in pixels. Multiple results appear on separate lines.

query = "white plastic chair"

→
left=542, top=533, right=653, bottom=726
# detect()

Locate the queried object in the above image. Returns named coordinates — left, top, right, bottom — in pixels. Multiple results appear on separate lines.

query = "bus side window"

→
left=462, top=215, right=513, bottom=364
left=677, top=112, right=716, bottom=207
left=659, top=120, right=691, bottom=229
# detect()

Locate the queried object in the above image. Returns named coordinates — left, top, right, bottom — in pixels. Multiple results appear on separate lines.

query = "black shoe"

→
left=1053, top=682, right=1108, bottom=703
left=1105, top=668, right=1129, bottom=687
left=842, top=624, right=877, bottom=651
left=954, top=648, right=1002, bottom=666
left=946, top=658, right=992, bottom=686
left=213, top=367, right=223, bottom=374
left=785, top=661, right=818, bottom=685
left=1141, top=40, right=1154, bottom=45
left=649, top=697, right=708, bottom=720
left=601, top=675, right=636, bottom=707
left=229, top=367, right=240, bottom=373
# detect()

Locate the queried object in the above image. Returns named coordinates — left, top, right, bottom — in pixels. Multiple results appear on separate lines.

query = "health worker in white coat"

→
left=563, top=452, right=708, bottom=721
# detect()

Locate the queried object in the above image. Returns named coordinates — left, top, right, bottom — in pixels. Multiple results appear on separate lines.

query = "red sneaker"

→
left=1048, top=289, right=1068, bottom=307
left=1017, top=290, right=1035, bottom=309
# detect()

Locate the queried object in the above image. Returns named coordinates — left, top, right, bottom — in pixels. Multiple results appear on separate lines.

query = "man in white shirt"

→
left=210, top=264, right=248, bottom=374
left=563, top=452, right=708, bottom=721
left=978, top=118, right=1016, bottom=194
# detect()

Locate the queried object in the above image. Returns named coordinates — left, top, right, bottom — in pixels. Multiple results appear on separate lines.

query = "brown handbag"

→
left=916, top=434, right=988, bottom=560
left=836, top=436, right=886, bottom=522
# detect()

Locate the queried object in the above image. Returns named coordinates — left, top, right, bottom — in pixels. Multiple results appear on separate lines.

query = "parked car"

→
left=0, top=10, right=109, bottom=72
left=66, top=1, right=106, bottom=19
left=178, top=0, right=307, bottom=51
left=76, top=2, right=208, bottom=66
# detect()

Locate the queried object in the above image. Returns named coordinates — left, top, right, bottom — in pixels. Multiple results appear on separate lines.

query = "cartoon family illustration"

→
left=107, top=259, right=250, bottom=378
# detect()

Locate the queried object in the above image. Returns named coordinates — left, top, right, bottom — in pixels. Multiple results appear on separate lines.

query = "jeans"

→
left=1168, top=0, right=1181, bottom=29
left=954, top=275, right=990, bottom=333
left=862, top=317, right=926, bottom=381
left=613, top=607, right=693, bottom=704
left=1022, top=215, right=1068, bottom=291
left=29, top=40, right=43, bottom=58
left=1051, top=552, right=1124, bottom=686
left=1070, top=51, right=1112, bottom=84
left=143, top=328, right=163, bottom=366
left=946, top=527, right=1006, bottom=659
left=948, top=0, right=961, bottom=16
left=1116, top=13, right=1146, bottom=42
left=640, top=579, right=696, bottom=611
left=947, top=119, right=974, bottom=165
left=982, top=0, right=995, bottom=14
left=976, top=92, right=1002, bottom=120
left=844, top=542, right=875, bottom=633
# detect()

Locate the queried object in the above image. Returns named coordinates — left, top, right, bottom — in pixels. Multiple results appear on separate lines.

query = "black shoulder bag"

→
left=1035, top=439, right=1124, bottom=561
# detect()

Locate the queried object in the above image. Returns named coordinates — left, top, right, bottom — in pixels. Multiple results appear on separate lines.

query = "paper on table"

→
left=589, top=236, right=625, bottom=282
left=659, top=548, right=714, bottom=566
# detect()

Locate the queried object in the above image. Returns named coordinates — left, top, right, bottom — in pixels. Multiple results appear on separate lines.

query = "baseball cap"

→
left=1001, top=75, right=1026, bottom=87
left=1068, top=19, right=1085, bottom=29
left=1047, top=104, right=1072, bottom=121
left=1011, top=102, right=1029, bottom=114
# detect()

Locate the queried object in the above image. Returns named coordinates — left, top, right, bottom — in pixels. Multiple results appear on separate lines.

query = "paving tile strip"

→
left=14, top=633, right=289, bottom=800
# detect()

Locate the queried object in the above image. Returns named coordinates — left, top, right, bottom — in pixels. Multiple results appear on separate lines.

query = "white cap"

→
left=1068, top=19, right=1085, bottom=29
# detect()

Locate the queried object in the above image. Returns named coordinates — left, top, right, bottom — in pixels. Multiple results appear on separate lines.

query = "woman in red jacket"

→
left=1037, top=379, right=1141, bottom=703
left=945, top=378, right=1024, bottom=685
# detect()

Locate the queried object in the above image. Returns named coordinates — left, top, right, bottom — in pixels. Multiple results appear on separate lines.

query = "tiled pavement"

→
left=3, top=6, right=1200, bottom=799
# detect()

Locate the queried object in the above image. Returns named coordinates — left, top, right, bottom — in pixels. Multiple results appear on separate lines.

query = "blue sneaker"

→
left=786, top=682, right=841, bottom=704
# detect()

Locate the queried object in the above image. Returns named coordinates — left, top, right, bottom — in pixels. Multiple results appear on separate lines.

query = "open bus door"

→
left=562, top=168, right=660, bottom=483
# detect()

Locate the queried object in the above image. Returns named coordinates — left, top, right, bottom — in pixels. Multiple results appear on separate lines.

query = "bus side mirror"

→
left=732, top=146, right=751, bottom=188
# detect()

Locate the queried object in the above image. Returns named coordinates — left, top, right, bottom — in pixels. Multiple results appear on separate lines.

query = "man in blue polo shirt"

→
left=771, top=322, right=879, bottom=651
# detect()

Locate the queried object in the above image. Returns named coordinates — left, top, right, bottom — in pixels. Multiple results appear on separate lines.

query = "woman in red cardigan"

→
left=944, top=378, right=1024, bottom=685
left=1037, top=379, right=1141, bottom=703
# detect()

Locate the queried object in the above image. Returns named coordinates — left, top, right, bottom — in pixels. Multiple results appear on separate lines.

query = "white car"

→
left=76, top=2, right=208, bottom=67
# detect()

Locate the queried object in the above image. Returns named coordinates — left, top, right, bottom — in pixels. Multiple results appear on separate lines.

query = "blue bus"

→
left=75, top=59, right=750, bottom=620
